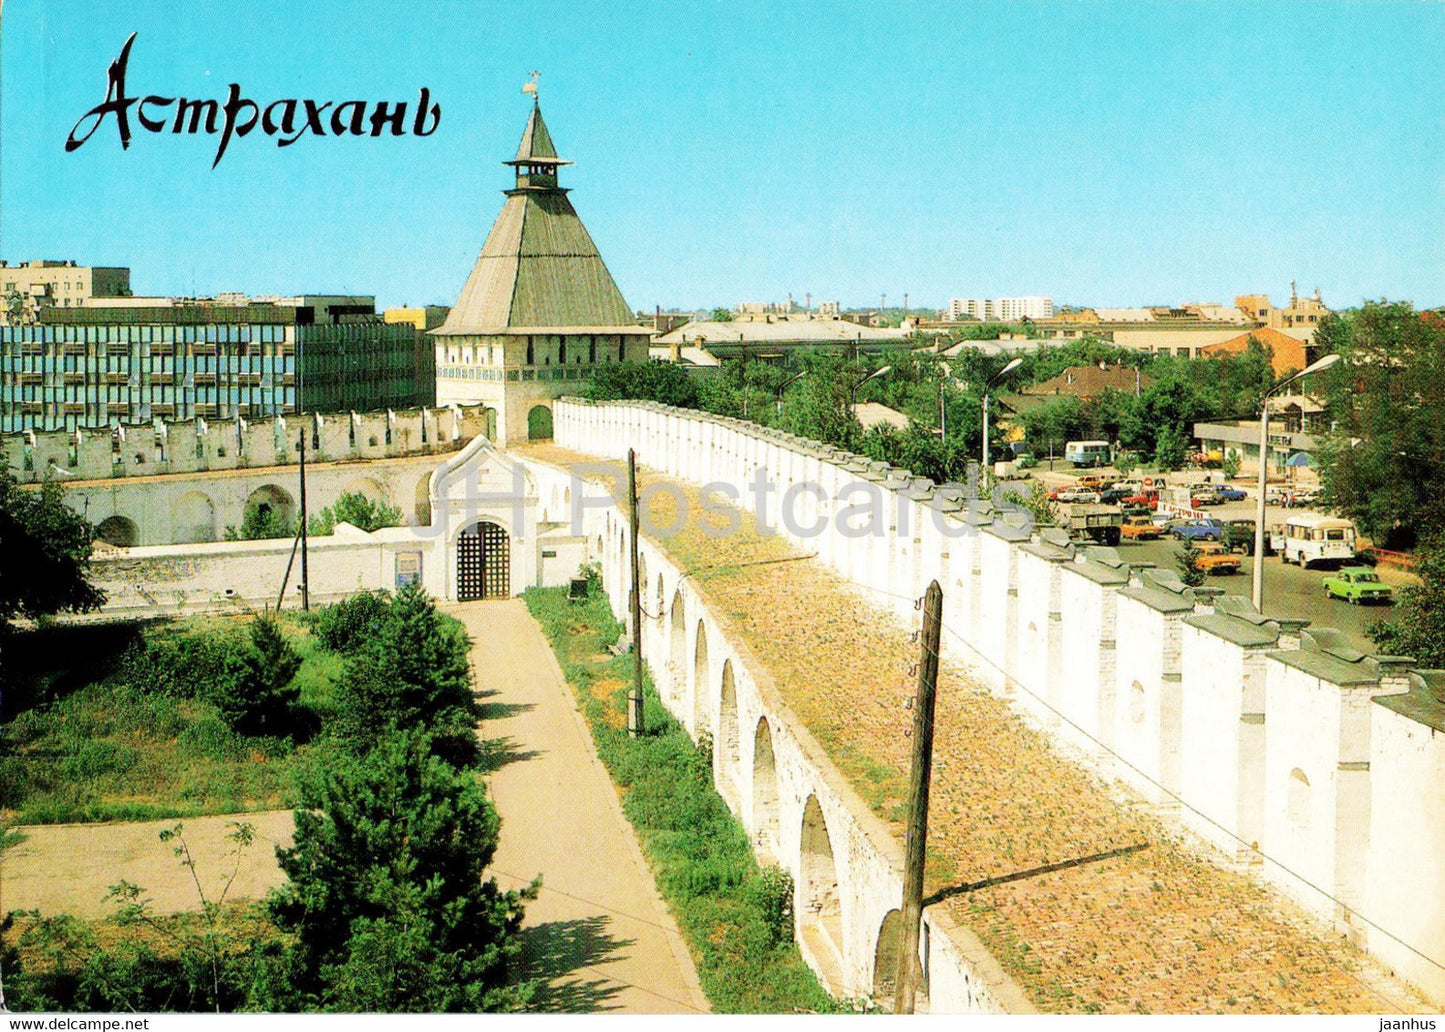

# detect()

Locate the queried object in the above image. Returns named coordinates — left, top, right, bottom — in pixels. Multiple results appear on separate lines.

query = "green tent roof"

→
left=436, top=103, right=641, bottom=336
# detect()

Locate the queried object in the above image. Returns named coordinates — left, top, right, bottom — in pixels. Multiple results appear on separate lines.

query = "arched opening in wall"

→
left=636, top=553, right=648, bottom=624
left=669, top=590, right=686, bottom=692
left=96, top=515, right=138, bottom=548
left=1288, top=768, right=1311, bottom=839
left=484, top=408, right=498, bottom=441
left=527, top=404, right=553, bottom=441
left=457, top=520, right=510, bottom=601
left=341, top=476, right=389, bottom=510
left=243, top=484, right=296, bottom=531
left=173, top=491, right=216, bottom=543
left=413, top=473, right=433, bottom=527
left=718, top=660, right=739, bottom=791
left=693, top=620, right=709, bottom=736
left=753, top=718, right=780, bottom=850
left=872, top=909, right=903, bottom=1001
left=799, top=795, right=845, bottom=978
left=1129, top=680, right=1146, bottom=724
left=656, top=573, right=665, bottom=617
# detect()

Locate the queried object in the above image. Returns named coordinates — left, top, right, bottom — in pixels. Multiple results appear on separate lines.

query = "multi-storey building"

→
left=948, top=295, right=1054, bottom=321
left=1, top=260, right=132, bottom=322
left=1235, top=283, right=1331, bottom=337
left=432, top=99, right=652, bottom=445
left=0, top=297, right=434, bottom=433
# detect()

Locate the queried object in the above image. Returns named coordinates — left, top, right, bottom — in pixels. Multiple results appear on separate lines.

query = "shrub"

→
left=331, top=584, right=479, bottom=767
left=309, top=591, right=391, bottom=653
left=308, top=492, right=404, bottom=536
left=208, top=617, right=312, bottom=742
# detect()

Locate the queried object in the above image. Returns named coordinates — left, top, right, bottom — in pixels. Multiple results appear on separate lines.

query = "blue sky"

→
left=2, top=1, right=1440, bottom=312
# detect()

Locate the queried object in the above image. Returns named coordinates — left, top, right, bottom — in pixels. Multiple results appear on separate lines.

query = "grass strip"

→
left=523, top=585, right=847, bottom=1014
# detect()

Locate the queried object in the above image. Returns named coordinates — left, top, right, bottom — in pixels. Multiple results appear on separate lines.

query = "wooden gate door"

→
left=458, top=522, right=510, bottom=601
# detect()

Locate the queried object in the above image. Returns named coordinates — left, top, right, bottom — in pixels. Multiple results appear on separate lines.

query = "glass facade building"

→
left=0, top=305, right=435, bottom=433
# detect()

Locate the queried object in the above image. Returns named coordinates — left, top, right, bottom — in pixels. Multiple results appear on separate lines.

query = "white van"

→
left=1064, top=440, right=1112, bottom=468
left=1271, top=515, right=1358, bottom=567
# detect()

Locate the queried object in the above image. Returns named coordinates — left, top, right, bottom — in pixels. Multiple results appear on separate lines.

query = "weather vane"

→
left=522, top=71, right=540, bottom=99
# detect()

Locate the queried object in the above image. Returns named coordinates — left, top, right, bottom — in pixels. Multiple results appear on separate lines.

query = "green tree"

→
left=1176, top=539, right=1205, bottom=587
left=1222, top=450, right=1242, bottom=480
left=1314, top=303, right=1445, bottom=547
left=334, top=583, right=481, bottom=767
left=1369, top=537, right=1445, bottom=667
left=309, top=492, right=403, bottom=535
left=779, top=359, right=861, bottom=449
left=1020, top=395, right=1086, bottom=460
left=710, top=307, right=734, bottom=322
left=268, top=729, right=533, bottom=1012
left=583, top=360, right=700, bottom=409
left=224, top=502, right=295, bottom=541
left=0, top=469, right=106, bottom=626
left=1153, top=425, right=1189, bottom=471
left=211, top=617, right=311, bottom=741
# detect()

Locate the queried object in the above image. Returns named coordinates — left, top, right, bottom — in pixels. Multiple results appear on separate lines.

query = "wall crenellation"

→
left=2, top=403, right=492, bottom=483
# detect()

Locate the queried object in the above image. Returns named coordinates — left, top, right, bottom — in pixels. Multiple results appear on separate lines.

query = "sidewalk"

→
left=448, top=599, right=709, bottom=1014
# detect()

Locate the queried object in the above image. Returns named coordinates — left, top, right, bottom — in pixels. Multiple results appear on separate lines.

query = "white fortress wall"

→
left=553, top=396, right=1445, bottom=1007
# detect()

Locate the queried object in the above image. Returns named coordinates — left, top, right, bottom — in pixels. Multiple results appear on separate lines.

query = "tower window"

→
left=526, top=338, right=534, bottom=365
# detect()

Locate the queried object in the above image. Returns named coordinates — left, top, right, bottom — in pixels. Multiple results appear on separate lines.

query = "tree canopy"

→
left=0, top=469, right=105, bottom=624
left=1314, top=302, right=1445, bottom=547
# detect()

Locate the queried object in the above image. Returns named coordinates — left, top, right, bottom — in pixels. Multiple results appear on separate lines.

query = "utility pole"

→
left=298, top=427, right=310, bottom=611
left=894, top=579, right=942, bottom=1014
left=627, top=449, right=645, bottom=737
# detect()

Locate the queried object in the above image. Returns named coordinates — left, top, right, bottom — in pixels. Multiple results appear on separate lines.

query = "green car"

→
left=1323, top=567, right=1394, bottom=604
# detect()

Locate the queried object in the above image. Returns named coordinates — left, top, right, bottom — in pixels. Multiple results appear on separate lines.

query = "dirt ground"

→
left=519, top=442, right=1433, bottom=1015
left=2, top=810, right=294, bottom=919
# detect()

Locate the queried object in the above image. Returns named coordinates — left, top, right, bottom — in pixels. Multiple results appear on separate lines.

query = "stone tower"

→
left=433, top=99, right=651, bottom=445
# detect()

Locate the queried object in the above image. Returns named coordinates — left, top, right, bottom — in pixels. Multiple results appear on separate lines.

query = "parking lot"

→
left=1029, top=469, right=1408, bottom=654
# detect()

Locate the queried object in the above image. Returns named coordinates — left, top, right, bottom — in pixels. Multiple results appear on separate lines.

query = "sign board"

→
left=395, top=551, right=422, bottom=588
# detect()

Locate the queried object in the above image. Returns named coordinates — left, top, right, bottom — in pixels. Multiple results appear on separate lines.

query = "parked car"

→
left=1214, top=485, right=1247, bottom=502
left=1191, top=486, right=1225, bottom=507
left=1077, top=473, right=1108, bottom=491
left=1120, top=514, right=1161, bottom=541
left=1122, top=492, right=1159, bottom=511
left=1323, top=567, right=1394, bottom=604
left=1056, top=487, right=1102, bottom=504
left=1222, top=518, right=1260, bottom=554
left=1171, top=519, right=1225, bottom=542
left=1192, top=542, right=1241, bottom=575
left=1099, top=486, right=1132, bottom=505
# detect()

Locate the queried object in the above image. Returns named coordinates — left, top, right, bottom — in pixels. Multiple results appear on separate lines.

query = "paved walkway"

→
left=447, top=599, right=709, bottom=1014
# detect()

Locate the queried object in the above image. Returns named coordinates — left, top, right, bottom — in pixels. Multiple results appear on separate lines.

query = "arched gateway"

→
left=458, top=520, right=510, bottom=601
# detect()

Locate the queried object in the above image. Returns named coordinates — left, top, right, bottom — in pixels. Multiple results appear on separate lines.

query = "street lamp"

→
left=981, top=357, right=1023, bottom=472
left=936, top=362, right=959, bottom=441
left=850, top=364, right=892, bottom=409
left=1251, top=352, right=1342, bottom=612
left=776, top=368, right=808, bottom=418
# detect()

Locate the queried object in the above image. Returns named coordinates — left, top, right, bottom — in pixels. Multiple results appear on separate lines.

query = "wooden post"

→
left=628, top=449, right=645, bottom=737
left=894, top=579, right=942, bottom=1013
left=298, top=428, right=310, bottom=612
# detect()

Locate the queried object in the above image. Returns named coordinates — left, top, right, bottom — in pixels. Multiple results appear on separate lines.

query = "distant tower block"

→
left=432, top=94, right=651, bottom=445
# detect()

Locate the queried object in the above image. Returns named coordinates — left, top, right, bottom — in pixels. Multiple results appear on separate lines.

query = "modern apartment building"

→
left=0, top=297, right=435, bottom=433
left=948, top=295, right=1055, bottom=321
left=1, top=260, right=132, bottom=322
